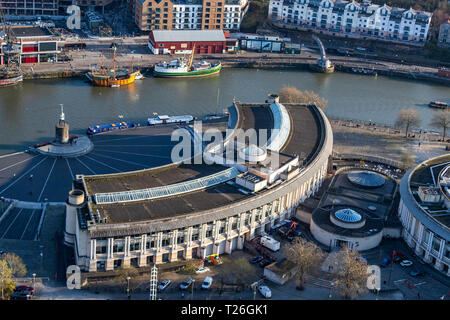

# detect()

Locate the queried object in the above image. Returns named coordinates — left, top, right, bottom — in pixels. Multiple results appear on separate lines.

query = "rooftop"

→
left=10, top=26, right=53, bottom=38
left=151, top=30, right=226, bottom=43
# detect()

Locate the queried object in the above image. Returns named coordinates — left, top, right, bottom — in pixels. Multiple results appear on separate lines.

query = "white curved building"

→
left=64, top=96, right=333, bottom=272
left=398, top=155, right=450, bottom=276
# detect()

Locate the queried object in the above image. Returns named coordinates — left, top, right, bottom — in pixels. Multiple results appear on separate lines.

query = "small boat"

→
left=87, top=121, right=138, bottom=135
left=429, top=101, right=449, bottom=109
left=153, top=44, right=221, bottom=78
left=0, top=73, right=23, bottom=87
left=147, top=115, right=194, bottom=125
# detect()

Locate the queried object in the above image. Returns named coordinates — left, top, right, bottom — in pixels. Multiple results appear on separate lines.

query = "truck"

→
left=260, top=236, right=280, bottom=252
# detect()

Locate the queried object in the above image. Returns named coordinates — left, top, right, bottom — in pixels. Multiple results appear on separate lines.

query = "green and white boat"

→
left=153, top=44, right=222, bottom=78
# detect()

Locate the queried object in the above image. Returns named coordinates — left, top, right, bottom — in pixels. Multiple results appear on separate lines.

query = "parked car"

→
left=250, top=256, right=264, bottom=264
left=157, top=280, right=171, bottom=292
left=400, top=260, right=413, bottom=267
left=380, top=258, right=391, bottom=268
left=258, top=285, right=272, bottom=299
left=201, top=276, right=213, bottom=290
left=15, top=286, right=34, bottom=295
left=195, top=266, right=210, bottom=274
left=180, top=277, right=193, bottom=290
left=409, top=269, right=425, bottom=277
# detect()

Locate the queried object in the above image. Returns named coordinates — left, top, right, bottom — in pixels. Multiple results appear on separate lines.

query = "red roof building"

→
left=148, top=30, right=227, bottom=55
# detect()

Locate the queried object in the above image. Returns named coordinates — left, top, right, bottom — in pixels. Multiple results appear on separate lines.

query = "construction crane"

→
left=187, top=43, right=196, bottom=71
left=0, top=8, right=22, bottom=77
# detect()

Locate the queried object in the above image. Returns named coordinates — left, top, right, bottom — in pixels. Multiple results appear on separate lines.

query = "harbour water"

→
left=0, top=68, right=449, bottom=155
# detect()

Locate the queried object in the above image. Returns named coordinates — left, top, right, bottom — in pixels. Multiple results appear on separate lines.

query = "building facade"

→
left=148, top=29, right=226, bottom=54
left=1, top=26, right=60, bottom=64
left=64, top=97, right=334, bottom=272
left=398, top=155, right=450, bottom=277
left=438, top=21, right=450, bottom=48
left=0, top=0, right=59, bottom=16
left=268, top=0, right=432, bottom=45
left=133, top=0, right=248, bottom=31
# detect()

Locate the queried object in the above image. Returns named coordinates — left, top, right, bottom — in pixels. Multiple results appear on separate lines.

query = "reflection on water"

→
left=0, top=68, right=448, bottom=155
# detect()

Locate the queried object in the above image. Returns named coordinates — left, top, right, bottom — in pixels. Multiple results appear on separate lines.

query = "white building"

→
left=268, top=0, right=432, bottom=45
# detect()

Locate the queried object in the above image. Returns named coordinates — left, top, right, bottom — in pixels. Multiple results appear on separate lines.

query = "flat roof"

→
left=11, top=26, right=53, bottom=38
left=151, top=30, right=226, bottom=43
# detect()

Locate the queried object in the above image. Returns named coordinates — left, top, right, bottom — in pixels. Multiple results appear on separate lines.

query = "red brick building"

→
left=148, top=30, right=226, bottom=55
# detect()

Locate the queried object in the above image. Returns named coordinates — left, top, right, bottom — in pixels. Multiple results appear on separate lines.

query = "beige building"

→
left=64, top=96, right=333, bottom=272
left=133, top=0, right=248, bottom=31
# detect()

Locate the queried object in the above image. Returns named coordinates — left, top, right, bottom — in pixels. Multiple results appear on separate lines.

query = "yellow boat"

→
left=86, top=45, right=140, bottom=87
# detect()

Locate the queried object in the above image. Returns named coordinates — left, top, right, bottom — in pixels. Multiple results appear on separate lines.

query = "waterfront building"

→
left=398, top=155, right=450, bottom=277
left=148, top=29, right=226, bottom=54
left=64, top=95, right=333, bottom=272
left=305, top=167, right=399, bottom=251
left=438, top=20, right=450, bottom=48
left=268, top=0, right=432, bottom=46
left=133, top=0, right=248, bottom=31
left=0, top=26, right=60, bottom=64
left=0, top=0, right=58, bottom=16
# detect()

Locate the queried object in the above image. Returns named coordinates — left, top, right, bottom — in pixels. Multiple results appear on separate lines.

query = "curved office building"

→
left=398, top=155, right=450, bottom=276
left=64, top=95, right=333, bottom=272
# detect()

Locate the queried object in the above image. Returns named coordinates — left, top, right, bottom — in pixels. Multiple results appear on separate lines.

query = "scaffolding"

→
left=149, top=265, right=158, bottom=301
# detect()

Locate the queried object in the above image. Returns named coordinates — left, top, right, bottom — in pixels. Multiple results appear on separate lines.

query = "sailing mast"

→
left=187, top=43, right=196, bottom=71
left=113, top=45, right=116, bottom=80
left=0, top=8, right=21, bottom=76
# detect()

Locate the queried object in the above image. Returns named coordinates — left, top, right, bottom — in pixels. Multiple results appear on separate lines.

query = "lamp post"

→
left=32, top=273, right=36, bottom=291
left=126, top=276, right=131, bottom=300
left=191, top=279, right=195, bottom=300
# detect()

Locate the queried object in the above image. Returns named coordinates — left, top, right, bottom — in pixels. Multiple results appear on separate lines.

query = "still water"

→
left=0, top=68, right=448, bottom=155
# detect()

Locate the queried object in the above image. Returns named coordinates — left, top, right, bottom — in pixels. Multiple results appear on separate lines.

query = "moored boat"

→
left=87, top=121, right=138, bottom=135
left=429, top=101, right=449, bottom=109
left=0, top=73, right=23, bottom=87
left=153, top=44, right=221, bottom=78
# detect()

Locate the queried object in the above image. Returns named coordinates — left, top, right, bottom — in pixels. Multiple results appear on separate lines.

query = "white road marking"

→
left=37, top=158, right=57, bottom=202
left=83, top=155, right=121, bottom=172
left=94, top=144, right=174, bottom=147
left=0, top=157, right=48, bottom=195
left=65, top=158, right=75, bottom=180
left=75, top=157, right=97, bottom=175
left=0, top=208, right=24, bottom=239
left=20, top=209, right=37, bottom=240
left=91, top=152, right=148, bottom=168
left=0, top=154, right=38, bottom=173
left=95, top=149, right=172, bottom=159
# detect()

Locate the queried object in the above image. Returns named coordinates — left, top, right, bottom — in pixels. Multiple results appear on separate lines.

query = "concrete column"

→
left=154, top=253, right=162, bottom=264
left=141, top=234, right=147, bottom=255
left=226, top=217, right=232, bottom=238
left=225, top=239, right=233, bottom=254
left=172, top=230, right=178, bottom=250
left=438, top=239, right=445, bottom=260
left=156, top=232, right=163, bottom=253
left=170, top=249, right=178, bottom=262
left=237, top=235, right=244, bottom=250
left=90, top=239, right=96, bottom=260
left=434, top=259, right=444, bottom=271
left=184, top=247, right=192, bottom=260
left=414, top=244, right=424, bottom=256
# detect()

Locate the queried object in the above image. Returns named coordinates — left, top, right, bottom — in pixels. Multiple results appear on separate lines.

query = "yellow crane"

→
left=187, top=43, right=196, bottom=71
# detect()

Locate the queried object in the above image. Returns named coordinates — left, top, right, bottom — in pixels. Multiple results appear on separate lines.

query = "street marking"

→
left=90, top=152, right=149, bottom=168
left=65, top=158, right=75, bottom=180
left=37, top=158, right=57, bottom=202
left=95, top=149, right=172, bottom=159
left=0, top=154, right=38, bottom=173
left=20, top=209, right=37, bottom=240
left=83, top=155, right=121, bottom=172
left=0, top=157, right=48, bottom=195
left=0, top=208, right=24, bottom=239
left=75, top=157, right=97, bottom=175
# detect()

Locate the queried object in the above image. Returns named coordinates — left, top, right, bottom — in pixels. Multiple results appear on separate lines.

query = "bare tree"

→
left=278, top=86, right=328, bottom=110
left=430, top=109, right=450, bottom=141
left=332, top=247, right=368, bottom=299
left=395, top=108, right=421, bottom=137
left=2, top=253, right=27, bottom=278
left=115, top=265, right=139, bottom=291
left=220, top=257, right=257, bottom=286
left=283, top=238, right=325, bottom=290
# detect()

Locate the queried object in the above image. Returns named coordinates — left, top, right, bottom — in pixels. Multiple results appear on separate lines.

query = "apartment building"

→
left=268, top=0, right=432, bottom=45
left=0, top=0, right=59, bottom=15
left=438, top=20, right=450, bottom=48
left=133, top=0, right=248, bottom=31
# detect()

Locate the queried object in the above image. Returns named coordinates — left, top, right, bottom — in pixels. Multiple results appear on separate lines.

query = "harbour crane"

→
left=311, top=35, right=334, bottom=73
left=0, top=8, right=22, bottom=75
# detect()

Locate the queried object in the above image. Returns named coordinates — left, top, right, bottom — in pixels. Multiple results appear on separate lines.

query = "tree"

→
left=430, top=109, right=450, bottom=141
left=282, top=238, right=325, bottom=290
left=2, top=253, right=27, bottom=278
left=278, top=86, right=328, bottom=110
left=0, top=260, right=15, bottom=300
left=220, top=257, right=257, bottom=287
left=332, top=247, right=368, bottom=299
left=395, top=108, right=421, bottom=137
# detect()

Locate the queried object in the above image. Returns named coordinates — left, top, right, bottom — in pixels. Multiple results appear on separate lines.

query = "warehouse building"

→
left=64, top=94, right=333, bottom=272
left=1, top=25, right=60, bottom=64
left=148, top=29, right=227, bottom=54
